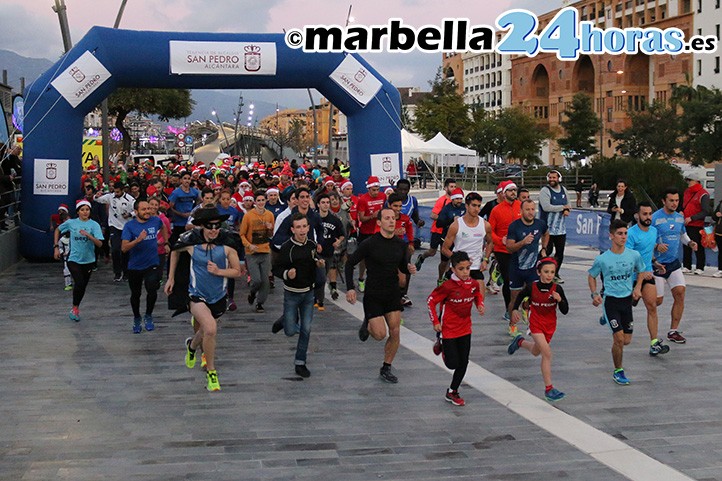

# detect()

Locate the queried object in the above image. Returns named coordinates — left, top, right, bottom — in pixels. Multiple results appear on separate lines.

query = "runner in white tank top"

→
left=441, top=192, right=492, bottom=279
left=454, top=216, right=486, bottom=270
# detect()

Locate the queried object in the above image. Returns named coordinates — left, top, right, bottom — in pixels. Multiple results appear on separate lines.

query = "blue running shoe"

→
left=133, top=316, right=142, bottom=334
left=612, top=369, right=630, bottom=385
left=599, top=315, right=607, bottom=326
left=144, top=314, right=155, bottom=332
left=545, top=388, right=566, bottom=402
left=507, top=335, right=524, bottom=355
left=69, top=307, right=81, bottom=322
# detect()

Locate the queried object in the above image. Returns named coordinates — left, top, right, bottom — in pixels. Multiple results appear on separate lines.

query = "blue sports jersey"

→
left=399, top=195, right=419, bottom=218
left=189, top=244, right=228, bottom=304
left=508, top=218, right=547, bottom=270
left=652, top=209, right=685, bottom=264
left=58, top=218, right=104, bottom=264
left=588, top=248, right=645, bottom=298
left=122, top=216, right=163, bottom=270
left=217, top=205, right=242, bottom=230
left=266, top=201, right=287, bottom=219
left=168, top=187, right=200, bottom=227
left=625, top=224, right=658, bottom=272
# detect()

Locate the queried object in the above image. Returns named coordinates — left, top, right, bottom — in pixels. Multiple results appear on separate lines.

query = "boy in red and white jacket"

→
left=427, top=251, right=485, bottom=407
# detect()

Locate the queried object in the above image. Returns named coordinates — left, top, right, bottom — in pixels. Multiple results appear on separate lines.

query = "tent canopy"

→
left=401, top=128, right=430, bottom=154
left=423, top=132, right=476, bottom=156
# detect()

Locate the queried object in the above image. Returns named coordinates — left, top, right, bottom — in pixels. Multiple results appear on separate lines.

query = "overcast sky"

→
left=0, top=0, right=561, bottom=107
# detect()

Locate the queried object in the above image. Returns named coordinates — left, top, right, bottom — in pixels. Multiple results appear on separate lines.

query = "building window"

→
left=607, top=107, right=613, bottom=122
left=698, top=0, right=703, bottom=12
left=698, top=59, right=703, bottom=76
left=717, top=0, right=720, bottom=8
left=715, top=57, right=720, bottom=74
left=717, top=24, right=720, bottom=40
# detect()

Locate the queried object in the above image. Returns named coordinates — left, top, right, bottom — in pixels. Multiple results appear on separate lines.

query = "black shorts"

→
left=189, top=295, right=228, bottom=319
left=641, top=277, right=656, bottom=288
left=363, top=290, right=402, bottom=319
left=430, top=232, right=444, bottom=249
left=603, top=296, right=634, bottom=334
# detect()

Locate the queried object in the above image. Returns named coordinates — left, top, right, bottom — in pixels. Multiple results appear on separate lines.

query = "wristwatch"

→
left=590, top=291, right=599, bottom=299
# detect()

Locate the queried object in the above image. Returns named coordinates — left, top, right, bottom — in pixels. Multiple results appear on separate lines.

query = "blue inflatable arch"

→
left=21, top=27, right=402, bottom=260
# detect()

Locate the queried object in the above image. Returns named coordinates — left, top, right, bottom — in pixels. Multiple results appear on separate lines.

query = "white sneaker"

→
left=713, top=271, right=722, bottom=278
left=681, top=267, right=692, bottom=274
left=694, top=269, right=704, bottom=275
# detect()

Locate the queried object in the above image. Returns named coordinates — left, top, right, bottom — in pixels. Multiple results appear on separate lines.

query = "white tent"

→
left=423, top=132, right=476, bottom=156
left=401, top=128, right=430, bottom=153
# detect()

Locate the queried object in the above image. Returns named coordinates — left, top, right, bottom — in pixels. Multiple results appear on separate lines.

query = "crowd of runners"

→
left=49, top=156, right=719, bottom=403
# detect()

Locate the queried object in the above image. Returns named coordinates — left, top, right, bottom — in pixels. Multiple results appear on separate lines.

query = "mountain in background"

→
left=0, top=49, right=314, bottom=126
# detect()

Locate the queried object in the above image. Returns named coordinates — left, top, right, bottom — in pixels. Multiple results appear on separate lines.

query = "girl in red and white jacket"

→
left=427, top=251, right=485, bottom=407
left=507, top=257, right=569, bottom=403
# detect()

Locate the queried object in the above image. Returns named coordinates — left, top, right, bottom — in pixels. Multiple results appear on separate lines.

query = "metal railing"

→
left=0, top=177, right=21, bottom=232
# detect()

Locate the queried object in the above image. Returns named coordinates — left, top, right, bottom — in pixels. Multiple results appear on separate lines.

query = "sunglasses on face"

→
left=203, top=222, right=223, bottom=230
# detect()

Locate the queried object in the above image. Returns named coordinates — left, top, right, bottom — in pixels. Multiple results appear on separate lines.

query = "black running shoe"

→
left=380, top=365, right=398, bottom=383
left=271, top=318, right=284, bottom=334
left=358, top=319, right=369, bottom=342
left=295, top=365, right=311, bottom=378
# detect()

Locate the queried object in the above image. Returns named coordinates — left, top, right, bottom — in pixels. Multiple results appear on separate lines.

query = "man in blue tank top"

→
left=165, top=207, right=243, bottom=392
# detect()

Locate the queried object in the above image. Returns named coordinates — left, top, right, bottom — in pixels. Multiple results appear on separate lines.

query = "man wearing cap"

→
left=489, top=180, right=522, bottom=325
left=121, top=199, right=169, bottom=334
left=682, top=169, right=711, bottom=275
left=538, top=170, right=572, bottom=283
left=165, top=207, right=243, bottom=392
left=313, top=176, right=337, bottom=205
left=414, top=178, right=457, bottom=282
left=168, top=171, right=201, bottom=247
left=355, top=176, right=388, bottom=292
left=95, top=181, right=135, bottom=282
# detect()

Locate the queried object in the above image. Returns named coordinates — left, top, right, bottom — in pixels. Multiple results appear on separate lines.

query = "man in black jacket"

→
left=271, top=213, right=326, bottom=378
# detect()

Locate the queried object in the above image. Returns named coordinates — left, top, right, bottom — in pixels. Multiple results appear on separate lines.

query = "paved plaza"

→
left=1, top=245, right=722, bottom=481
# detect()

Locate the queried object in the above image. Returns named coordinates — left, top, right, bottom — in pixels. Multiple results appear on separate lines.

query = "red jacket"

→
left=489, top=200, right=521, bottom=253
left=357, top=192, right=387, bottom=235
left=427, top=275, right=484, bottom=339
left=683, top=182, right=709, bottom=228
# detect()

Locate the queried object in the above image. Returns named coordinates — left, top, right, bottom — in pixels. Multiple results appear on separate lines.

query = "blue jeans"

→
left=283, top=290, right=315, bottom=365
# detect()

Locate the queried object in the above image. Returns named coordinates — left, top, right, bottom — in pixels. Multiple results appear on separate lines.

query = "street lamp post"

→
left=212, top=110, right=230, bottom=154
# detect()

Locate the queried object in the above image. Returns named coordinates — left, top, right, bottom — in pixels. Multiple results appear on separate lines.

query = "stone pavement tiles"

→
left=0, top=253, right=720, bottom=480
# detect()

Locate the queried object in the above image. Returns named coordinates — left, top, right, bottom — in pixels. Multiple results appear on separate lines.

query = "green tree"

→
left=412, top=68, right=471, bottom=145
left=497, top=106, right=549, bottom=167
left=672, top=85, right=722, bottom=165
left=108, top=88, right=195, bottom=153
left=557, top=93, right=601, bottom=167
left=610, top=101, right=679, bottom=160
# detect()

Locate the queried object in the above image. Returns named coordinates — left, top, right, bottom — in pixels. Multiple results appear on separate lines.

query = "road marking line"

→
left=332, top=297, right=693, bottom=481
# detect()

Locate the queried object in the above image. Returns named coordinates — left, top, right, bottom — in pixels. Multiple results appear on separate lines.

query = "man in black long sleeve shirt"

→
left=345, top=208, right=417, bottom=383
left=271, top=213, right=325, bottom=378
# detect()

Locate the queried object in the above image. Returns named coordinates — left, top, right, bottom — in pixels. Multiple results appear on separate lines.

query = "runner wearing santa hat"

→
left=488, top=180, right=522, bottom=332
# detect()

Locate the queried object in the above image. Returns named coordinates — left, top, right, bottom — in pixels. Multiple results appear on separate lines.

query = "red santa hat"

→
left=242, top=190, right=255, bottom=201
left=324, top=176, right=335, bottom=186
left=266, top=187, right=280, bottom=195
left=341, top=180, right=353, bottom=191
left=502, top=181, right=518, bottom=192
left=450, top=187, right=464, bottom=200
left=384, top=187, right=395, bottom=196
left=75, top=199, right=91, bottom=210
left=58, top=203, right=69, bottom=213
left=366, top=176, right=381, bottom=188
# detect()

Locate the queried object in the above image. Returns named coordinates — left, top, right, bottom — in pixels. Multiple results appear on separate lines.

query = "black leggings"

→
left=544, top=234, right=566, bottom=274
left=494, top=251, right=512, bottom=310
left=442, top=334, right=471, bottom=391
left=67, top=261, right=94, bottom=307
left=683, top=226, right=706, bottom=270
left=127, top=266, right=162, bottom=317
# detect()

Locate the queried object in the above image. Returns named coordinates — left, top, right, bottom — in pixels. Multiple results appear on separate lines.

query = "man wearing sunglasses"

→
left=165, top=207, right=243, bottom=392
